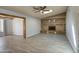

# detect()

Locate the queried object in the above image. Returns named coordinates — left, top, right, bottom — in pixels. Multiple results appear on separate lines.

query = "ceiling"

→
left=0, top=6, right=67, bottom=18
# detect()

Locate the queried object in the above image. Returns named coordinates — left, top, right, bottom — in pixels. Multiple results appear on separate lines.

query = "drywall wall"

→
left=77, top=17, right=79, bottom=52
left=76, top=8, right=79, bottom=52
left=66, top=7, right=78, bottom=52
left=26, top=16, right=41, bottom=37
left=12, top=18, right=23, bottom=35
left=0, top=8, right=25, bottom=17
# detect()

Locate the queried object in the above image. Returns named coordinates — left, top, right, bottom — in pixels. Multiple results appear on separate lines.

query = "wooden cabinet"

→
left=56, top=24, right=65, bottom=34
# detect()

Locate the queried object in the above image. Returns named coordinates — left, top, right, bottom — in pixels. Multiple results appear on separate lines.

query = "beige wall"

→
left=66, top=7, right=78, bottom=52
left=26, top=16, right=41, bottom=37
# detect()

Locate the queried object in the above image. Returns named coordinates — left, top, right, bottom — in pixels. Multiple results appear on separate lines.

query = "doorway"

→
left=0, top=13, right=26, bottom=39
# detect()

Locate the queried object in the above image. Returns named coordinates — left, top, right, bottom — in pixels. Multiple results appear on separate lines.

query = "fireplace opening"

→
left=49, top=26, right=56, bottom=31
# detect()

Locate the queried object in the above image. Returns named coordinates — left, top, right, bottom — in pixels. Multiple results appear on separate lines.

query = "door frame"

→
left=0, top=13, right=26, bottom=39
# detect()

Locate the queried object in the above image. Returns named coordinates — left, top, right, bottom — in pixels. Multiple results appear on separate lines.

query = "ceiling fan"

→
left=33, top=6, right=52, bottom=14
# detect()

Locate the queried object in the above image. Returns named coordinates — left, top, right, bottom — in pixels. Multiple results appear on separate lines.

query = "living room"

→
left=0, top=6, right=78, bottom=53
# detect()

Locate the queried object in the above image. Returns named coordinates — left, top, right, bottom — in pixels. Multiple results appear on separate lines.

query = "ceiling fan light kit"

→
left=41, top=10, right=53, bottom=14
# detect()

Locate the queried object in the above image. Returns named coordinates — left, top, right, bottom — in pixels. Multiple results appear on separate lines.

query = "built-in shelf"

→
left=41, top=12, right=66, bottom=34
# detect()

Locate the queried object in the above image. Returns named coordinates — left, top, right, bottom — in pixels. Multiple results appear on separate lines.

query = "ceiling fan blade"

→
left=34, top=10, right=40, bottom=13
left=41, top=6, right=46, bottom=10
left=43, top=10, right=50, bottom=11
left=33, top=6, right=46, bottom=10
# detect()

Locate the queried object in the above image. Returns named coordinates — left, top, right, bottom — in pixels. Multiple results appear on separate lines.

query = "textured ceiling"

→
left=0, top=6, right=67, bottom=18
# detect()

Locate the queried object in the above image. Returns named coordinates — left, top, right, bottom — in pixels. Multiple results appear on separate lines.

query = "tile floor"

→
left=0, top=33, right=73, bottom=53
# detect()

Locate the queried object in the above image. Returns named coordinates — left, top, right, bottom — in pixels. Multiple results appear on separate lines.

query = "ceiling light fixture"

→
left=40, top=10, right=53, bottom=15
